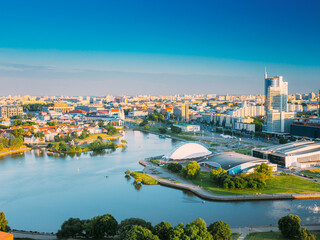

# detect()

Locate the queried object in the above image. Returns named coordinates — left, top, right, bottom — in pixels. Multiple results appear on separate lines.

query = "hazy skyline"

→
left=0, top=0, right=319, bottom=95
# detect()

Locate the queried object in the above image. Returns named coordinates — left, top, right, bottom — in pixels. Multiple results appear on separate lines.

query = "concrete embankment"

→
left=140, top=158, right=320, bottom=202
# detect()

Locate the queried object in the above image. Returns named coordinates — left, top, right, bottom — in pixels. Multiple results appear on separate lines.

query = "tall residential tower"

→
left=263, top=70, right=295, bottom=133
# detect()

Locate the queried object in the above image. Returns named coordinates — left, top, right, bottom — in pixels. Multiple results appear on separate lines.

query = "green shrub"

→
left=167, top=162, right=183, bottom=173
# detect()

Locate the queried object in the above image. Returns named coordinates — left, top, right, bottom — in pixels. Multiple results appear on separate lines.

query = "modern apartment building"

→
left=0, top=105, right=24, bottom=119
left=173, top=104, right=189, bottom=122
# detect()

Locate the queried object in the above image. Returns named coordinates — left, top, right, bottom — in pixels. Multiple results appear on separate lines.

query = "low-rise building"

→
left=252, top=141, right=320, bottom=168
left=173, top=123, right=200, bottom=132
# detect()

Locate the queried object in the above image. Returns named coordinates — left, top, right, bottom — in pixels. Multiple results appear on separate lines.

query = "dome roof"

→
left=166, top=142, right=212, bottom=160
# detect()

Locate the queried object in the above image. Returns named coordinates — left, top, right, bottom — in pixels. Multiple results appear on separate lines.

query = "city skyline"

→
left=0, top=0, right=319, bottom=95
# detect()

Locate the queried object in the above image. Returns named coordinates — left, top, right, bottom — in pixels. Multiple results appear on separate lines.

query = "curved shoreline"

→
left=139, top=158, right=320, bottom=202
left=0, top=146, right=31, bottom=157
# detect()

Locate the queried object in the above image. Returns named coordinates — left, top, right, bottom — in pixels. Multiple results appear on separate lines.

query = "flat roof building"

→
left=199, top=152, right=274, bottom=175
left=252, top=141, right=320, bottom=168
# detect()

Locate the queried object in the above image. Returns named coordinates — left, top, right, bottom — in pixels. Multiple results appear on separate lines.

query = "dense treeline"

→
left=88, top=139, right=117, bottom=151
left=48, top=138, right=118, bottom=153
left=47, top=141, right=84, bottom=153
left=0, top=137, right=24, bottom=151
left=210, top=163, right=273, bottom=190
left=22, top=103, right=50, bottom=112
left=166, top=161, right=200, bottom=179
left=11, top=120, right=37, bottom=127
left=57, top=214, right=232, bottom=240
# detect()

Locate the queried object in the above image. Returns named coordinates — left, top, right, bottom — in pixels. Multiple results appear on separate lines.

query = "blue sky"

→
left=0, top=0, right=319, bottom=95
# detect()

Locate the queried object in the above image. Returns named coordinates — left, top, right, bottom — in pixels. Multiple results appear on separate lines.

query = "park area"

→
left=244, top=231, right=320, bottom=239
left=191, top=171, right=320, bottom=195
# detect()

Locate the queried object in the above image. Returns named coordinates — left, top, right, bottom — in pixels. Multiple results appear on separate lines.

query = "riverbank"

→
left=0, top=146, right=31, bottom=157
left=140, top=158, right=320, bottom=202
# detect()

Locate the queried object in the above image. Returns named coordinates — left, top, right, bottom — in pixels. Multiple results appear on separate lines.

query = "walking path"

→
left=11, top=230, right=57, bottom=240
left=0, top=147, right=31, bottom=157
left=140, top=158, right=320, bottom=202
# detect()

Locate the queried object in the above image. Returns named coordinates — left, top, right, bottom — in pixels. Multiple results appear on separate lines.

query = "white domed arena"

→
left=164, top=142, right=212, bottom=161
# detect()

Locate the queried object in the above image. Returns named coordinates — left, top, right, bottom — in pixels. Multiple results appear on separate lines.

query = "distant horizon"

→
left=0, top=0, right=319, bottom=95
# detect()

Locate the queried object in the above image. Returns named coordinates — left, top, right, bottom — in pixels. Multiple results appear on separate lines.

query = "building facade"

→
left=263, top=71, right=295, bottom=133
left=0, top=105, right=23, bottom=119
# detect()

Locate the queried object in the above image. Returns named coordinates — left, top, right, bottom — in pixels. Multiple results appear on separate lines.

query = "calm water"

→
left=0, top=131, right=319, bottom=232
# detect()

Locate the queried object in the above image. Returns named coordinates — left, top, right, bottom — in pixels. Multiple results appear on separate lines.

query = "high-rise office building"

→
left=264, top=71, right=288, bottom=113
left=263, top=70, right=295, bottom=133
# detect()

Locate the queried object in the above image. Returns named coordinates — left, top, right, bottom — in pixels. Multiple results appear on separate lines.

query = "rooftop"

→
left=201, top=152, right=265, bottom=170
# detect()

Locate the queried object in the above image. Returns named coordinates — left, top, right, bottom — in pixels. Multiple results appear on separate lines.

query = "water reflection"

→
left=125, top=175, right=131, bottom=181
left=134, top=183, right=142, bottom=191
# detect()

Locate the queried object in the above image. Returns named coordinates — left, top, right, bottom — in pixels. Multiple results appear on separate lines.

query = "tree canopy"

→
left=0, top=212, right=10, bottom=232
left=183, top=161, right=200, bottom=179
left=207, top=221, right=231, bottom=240
left=278, top=214, right=301, bottom=238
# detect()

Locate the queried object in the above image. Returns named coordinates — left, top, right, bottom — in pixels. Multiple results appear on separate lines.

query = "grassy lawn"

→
left=149, top=159, right=160, bottom=164
left=130, top=171, right=158, bottom=185
left=244, top=231, right=320, bottom=240
left=231, top=232, right=242, bottom=240
left=233, top=146, right=254, bottom=156
left=300, top=170, right=320, bottom=179
left=190, top=171, right=320, bottom=195
left=75, top=133, right=117, bottom=141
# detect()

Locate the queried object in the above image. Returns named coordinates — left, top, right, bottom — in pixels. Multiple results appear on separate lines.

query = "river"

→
left=0, top=131, right=319, bottom=232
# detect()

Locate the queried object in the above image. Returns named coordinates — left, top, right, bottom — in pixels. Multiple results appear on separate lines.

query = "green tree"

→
left=183, top=161, right=200, bottom=179
left=0, top=143, right=4, bottom=151
left=98, top=119, right=105, bottom=128
left=139, top=119, right=149, bottom=127
left=64, top=133, right=72, bottom=142
left=27, top=112, right=34, bottom=119
left=254, top=163, right=272, bottom=178
left=119, top=225, right=159, bottom=240
left=57, top=218, right=84, bottom=239
left=153, top=221, right=173, bottom=240
left=35, top=131, right=45, bottom=141
left=278, top=214, right=301, bottom=238
left=9, top=137, right=23, bottom=149
left=0, top=212, right=10, bottom=232
left=85, top=214, right=118, bottom=238
left=167, top=162, right=183, bottom=173
left=184, top=222, right=213, bottom=240
left=207, top=221, right=231, bottom=240
left=119, top=218, right=153, bottom=233
left=47, top=121, right=57, bottom=126
left=159, top=127, right=167, bottom=134
left=0, top=138, right=9, bottom=148
left=59, top=142, right=68, bottom=152
left=170, top=223, right=186, bottom=240
left=12, top=128, right=25, bottom=138
left=71, top=131, right=78, bottom=139
left=190, top=218, right=206, bottom=229
left=279, top=137, right=288, bottom=144
left=171, top=126, right=182, bottom=134
left=300, top=228, right=316, bottom=240
left=125, top=169, right=131, bottom=175
left=12, top=120, right=23, bottom=126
